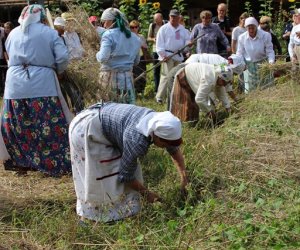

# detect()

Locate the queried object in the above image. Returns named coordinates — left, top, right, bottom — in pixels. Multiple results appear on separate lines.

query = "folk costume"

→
left=170, top=63, right=233, bottom=122
left=237, top=17, right=275, bottom=93
left=96, top=8, right=141, bottom=104
left=69, top=103, right=182, bottom=222
left=0, top=5, right=72, bottom=176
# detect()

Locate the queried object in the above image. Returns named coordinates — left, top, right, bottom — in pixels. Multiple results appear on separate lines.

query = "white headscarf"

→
left=245, top=17, right=258, bottom=28
left=18, top=4, right=46, bottom=32
left=136, top=111, right=182, bottom=140
left=228, top=54, right=245, bottom=75
left=215, top=64, right=233, bottom=82
left=54, top=17, right=65, bottom=27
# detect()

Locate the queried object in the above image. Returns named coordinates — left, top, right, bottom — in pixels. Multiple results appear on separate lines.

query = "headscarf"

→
left=228, top=54, right=245, bottom=75
left=54, top=17, right=66, bottom=27
left=245, top=17, right=258, bottom=28
left=215, top=64, right=233, bottom=82
left=136, top=111, right=182, bottom=141
left=18, top=4, right=46, bottom=32
left=101, top=7, right=131, bottom=38
left=89, top=16, right=98, bottom=23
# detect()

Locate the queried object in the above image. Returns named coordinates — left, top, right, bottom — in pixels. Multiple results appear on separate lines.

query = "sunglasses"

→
left=260, top=22, right=268, bottom=25
left=130, top=26, right=139, bottom=29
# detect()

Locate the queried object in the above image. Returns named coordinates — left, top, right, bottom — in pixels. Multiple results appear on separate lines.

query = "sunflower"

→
left=153, top=2, right=160, bottom=9
left=139, top=0, right=147, bottom=5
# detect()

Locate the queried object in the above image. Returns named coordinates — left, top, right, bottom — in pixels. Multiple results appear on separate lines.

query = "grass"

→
left=1, top=80, right=300, bottom=249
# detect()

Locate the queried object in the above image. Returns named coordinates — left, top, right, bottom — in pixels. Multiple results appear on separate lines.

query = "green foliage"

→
left=119, top=0, right=136, bottom=22
left=258, top=0, right=274, bottom=18
left=74, top=0, right=104, bottom=16
left=172, top=0, right=186, bottom=13
left=244, top=1, right=253, bottom=17
left=138, top=1, right=156, bottom=38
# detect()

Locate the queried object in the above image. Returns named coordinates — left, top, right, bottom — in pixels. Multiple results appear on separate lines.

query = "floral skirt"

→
left=1, top=97, right=71, bottom=176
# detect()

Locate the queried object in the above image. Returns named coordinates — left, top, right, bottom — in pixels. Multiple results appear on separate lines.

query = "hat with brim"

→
left=61, top=12, right=76, bottom=21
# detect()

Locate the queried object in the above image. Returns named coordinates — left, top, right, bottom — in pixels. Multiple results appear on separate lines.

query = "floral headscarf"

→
left=18, top=4, right=46, bottom=32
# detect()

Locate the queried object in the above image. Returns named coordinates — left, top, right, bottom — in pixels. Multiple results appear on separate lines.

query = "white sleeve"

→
left=288, top=28, right=296, bottom=59
left=215, top=85, right=231, bottom=109
left=156, top=27, right=166, bottom=58
left=195, top=78, right=213, bottom=113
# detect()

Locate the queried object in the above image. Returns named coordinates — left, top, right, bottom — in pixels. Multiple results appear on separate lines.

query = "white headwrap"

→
left=136, top=111, right=182, bottom=140
left=54, top=17, right=65, bottom=27
left=101, top=7, right=122, bottom=21
left=245, top=17, right=258, bottom=28
left=215, top=64, right=233, bottom=82
left=18, top=4, right=46, bottom=32
left=228, top=54, right=245, bottom=75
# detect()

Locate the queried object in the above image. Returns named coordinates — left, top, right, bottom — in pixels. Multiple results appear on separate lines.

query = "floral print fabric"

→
left=1, top=97, right=71, bottom=176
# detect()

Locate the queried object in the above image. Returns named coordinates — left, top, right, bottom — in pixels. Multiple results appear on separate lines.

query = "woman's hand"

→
left=144, top=190, right=162, bottom=203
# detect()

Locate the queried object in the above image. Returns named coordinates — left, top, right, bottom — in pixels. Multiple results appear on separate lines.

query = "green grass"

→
left=1, top=81, right=300, bottom=249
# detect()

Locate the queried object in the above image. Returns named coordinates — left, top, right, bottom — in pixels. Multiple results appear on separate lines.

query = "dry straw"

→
left=61, top=4, right=112, bottom=107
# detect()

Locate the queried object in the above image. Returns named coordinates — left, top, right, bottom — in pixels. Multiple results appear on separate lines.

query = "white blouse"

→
left=237, top=29, right=275, bottom=63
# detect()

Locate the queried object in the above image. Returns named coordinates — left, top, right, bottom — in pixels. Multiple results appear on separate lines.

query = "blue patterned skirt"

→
left=1, top=97, right=71, bottom=176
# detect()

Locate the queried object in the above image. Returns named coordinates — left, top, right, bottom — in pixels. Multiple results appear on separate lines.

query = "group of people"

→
left=0, top=2, right=299, bottom=223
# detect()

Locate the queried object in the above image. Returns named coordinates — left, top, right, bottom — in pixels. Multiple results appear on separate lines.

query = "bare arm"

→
left=170, top=148, right=188, bottom=190
left=127, top=179, right=162, bottom=203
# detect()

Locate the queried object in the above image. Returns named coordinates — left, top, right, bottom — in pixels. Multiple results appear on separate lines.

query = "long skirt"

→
left=99, top=70, right=135, bottom=104
left=1, top=97, right=71, bottom=176
left=169, top=68, right=199, bottom=122
left=69, top=107, right=142, bottom=222
left=244, top=60, right=274, bottom=93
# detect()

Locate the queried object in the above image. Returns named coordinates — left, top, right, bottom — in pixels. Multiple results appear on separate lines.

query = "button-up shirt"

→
left=190, top=23, right=230, bottom=54
left=237, top=29, right=275, bottom=63
left=156, top=23, right=190, bottom=62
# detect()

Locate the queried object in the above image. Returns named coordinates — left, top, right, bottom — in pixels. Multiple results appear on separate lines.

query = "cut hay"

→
left=57, top=4, right=112, bottom=108
left=259, top=59, right=300, bottom=83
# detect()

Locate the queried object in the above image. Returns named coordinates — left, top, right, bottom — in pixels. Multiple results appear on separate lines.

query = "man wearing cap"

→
left=237, top=17, right=275, bottom=93
left=96, top=7, right=141, bottom=104
left=69, top=102, right=188, bottom=222
left=155, top=9, right=190, bottom=104
left=288, top=9, right=300, bottom=67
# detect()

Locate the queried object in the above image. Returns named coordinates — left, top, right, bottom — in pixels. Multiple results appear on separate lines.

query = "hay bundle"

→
left=259, top=59, right=300, bottom=82
left=59, top=4, right=111, bottom=108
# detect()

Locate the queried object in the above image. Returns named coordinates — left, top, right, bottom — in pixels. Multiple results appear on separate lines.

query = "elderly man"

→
left=147, top=13, right=166, bottom=92
left=212, top=3, right=233, bottom=57
left=69, top=102, right=188, bottom=222
left=155, top=9, right=190, bottom=104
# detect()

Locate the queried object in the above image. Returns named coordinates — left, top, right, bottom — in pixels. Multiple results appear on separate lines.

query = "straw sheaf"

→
left=62, top=4, right=113, bottom=106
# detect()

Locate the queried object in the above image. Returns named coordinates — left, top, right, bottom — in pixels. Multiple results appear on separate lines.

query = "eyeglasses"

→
left=130, top=26, right=139, bottom=29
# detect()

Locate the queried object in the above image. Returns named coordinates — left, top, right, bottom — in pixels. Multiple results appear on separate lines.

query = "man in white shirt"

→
left=155, top=9, right=190, bottom=103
